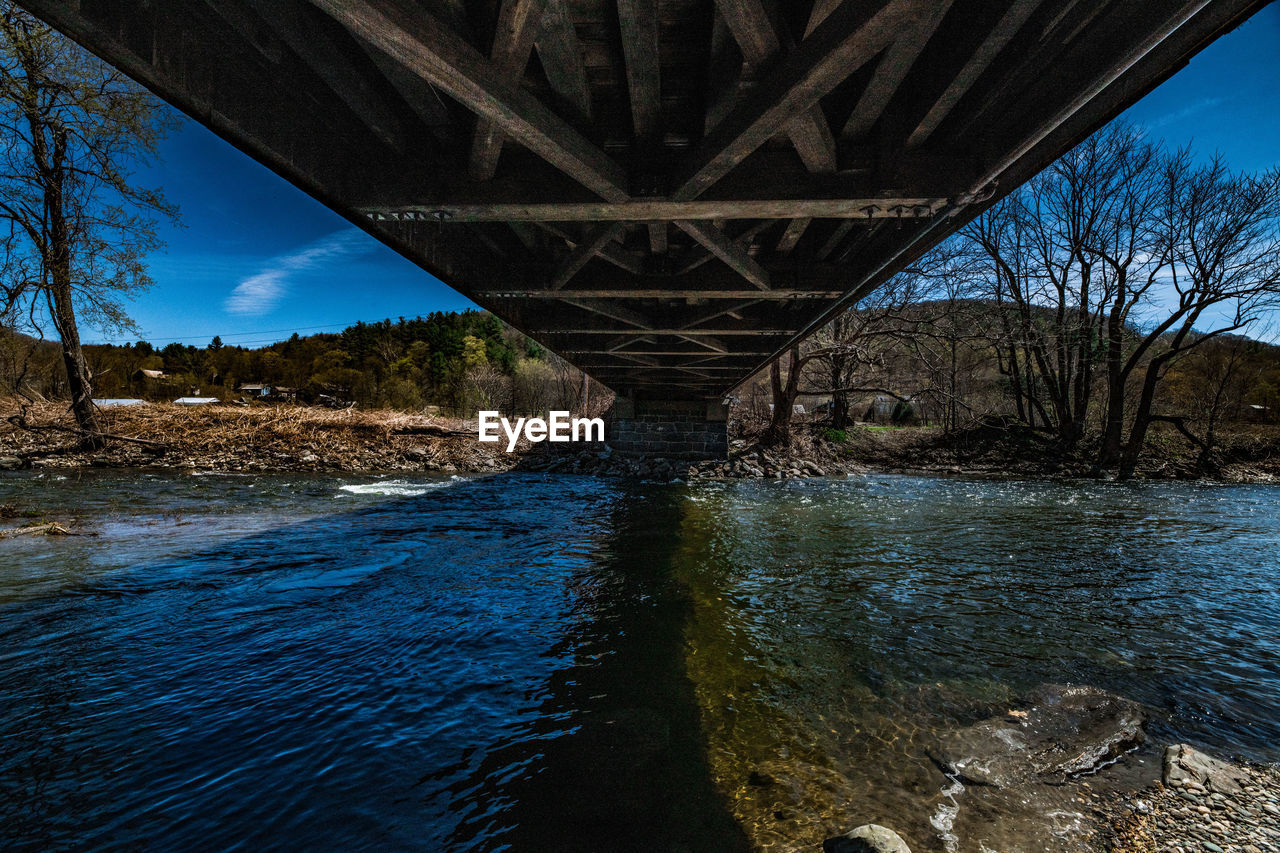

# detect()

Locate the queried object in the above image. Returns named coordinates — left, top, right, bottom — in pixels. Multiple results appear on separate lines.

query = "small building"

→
left=132, top=368, right=167, bottom=382
left=796, top=393, right=831, bottom=412
left=863, top=395, right=897, bottom=422
left=237, top=382, right=272, bottom=398
left=173, top=397, right=219, bottom=406
left=238, top=383, right=297, bottom=402
left=94, top=398, right=148, bottom=408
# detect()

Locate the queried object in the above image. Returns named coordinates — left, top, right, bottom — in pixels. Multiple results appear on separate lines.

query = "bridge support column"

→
left=607, top=396, right=728, bottom=459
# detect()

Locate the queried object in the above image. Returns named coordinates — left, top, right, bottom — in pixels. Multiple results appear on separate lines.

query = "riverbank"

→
left=808, top=682, right=1280, bottom=853
left=807, top=419, right=1280, bottom=484
left=0, top=400, right=523, bottom=473
left=797, top=681, right=1280, bottom=853
left=819, top=740, right=1280, bottom=853
left=1103, top=744, right=1280, bottom=853
left=3, top=400, right=1279, bottom=484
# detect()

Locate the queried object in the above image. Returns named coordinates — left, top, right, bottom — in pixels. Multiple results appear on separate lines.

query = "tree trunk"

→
left=831, top=389, right=850, bottom=430
left=44, top=129, right=103, bottom=446
left=1097, top=308, right=1126, bottom=470
left=828, top=355, right=850, bottom=429
left=1058, top=417, right=1085, bottom=451
left=947, top=333, right=958, bottom=432
left=48, top=280, right=100, bottom=443
left=762, top=347, right=801, bottom=447
left=1117, top=354, right=1167, bottom=480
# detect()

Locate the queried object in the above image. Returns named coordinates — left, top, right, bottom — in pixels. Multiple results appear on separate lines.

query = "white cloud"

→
left=1149, top=96, right=1229, bottom=129
left=225, top=229, right=369, bottom=315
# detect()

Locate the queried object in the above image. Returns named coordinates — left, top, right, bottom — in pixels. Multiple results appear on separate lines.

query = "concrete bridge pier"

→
left=607, top=396, right=728, bottom=460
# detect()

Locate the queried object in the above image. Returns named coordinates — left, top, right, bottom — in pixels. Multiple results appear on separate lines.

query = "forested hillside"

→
left=0, top=310, right=603, bottom=415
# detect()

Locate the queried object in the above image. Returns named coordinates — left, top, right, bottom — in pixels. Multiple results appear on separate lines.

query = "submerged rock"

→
left=822, top=824, right=912, bottom=853
left=931, top=684, right=1145, bottom=787
left=1162, top=743, right=1248, bottom=794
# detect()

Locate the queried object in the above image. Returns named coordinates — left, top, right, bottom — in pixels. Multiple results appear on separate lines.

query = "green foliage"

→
left=822, top=428, right=848, bottom=444
left=461, top=335, right=488, bottom=369
left=512, top=358, right=556, bottom=415
left=64, top=309, right=560, bottom=413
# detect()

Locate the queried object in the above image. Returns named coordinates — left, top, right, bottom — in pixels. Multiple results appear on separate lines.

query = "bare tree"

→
left=1163, top=333, right=1265, bottom=472
left=761, top=344, right=804, bottom=447
left=803, top=270, right=937, bottom=430
left=1115, top=156, right=1280, bottom=478
left=758, top=268, right=940, bottom=446
left=1072, top=128, right=1167, bottom=468
left=0, top=6, right=177, bottom=442
left=962, top=125, right=1158, bottom=448
left=964, top=197, right=1051, bottom=428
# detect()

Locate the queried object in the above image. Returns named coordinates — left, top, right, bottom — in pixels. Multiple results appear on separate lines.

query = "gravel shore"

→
left=1104, top=748, right=1280, bottom=853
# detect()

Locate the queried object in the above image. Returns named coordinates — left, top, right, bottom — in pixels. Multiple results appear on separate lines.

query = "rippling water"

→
left=1, top=471, right=1277, bottom=851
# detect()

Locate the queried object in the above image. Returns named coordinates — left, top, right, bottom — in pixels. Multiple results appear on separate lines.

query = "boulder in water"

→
left=823, top=824, right=912, bottom=853
left=932, top=684, right=1146, bottom=787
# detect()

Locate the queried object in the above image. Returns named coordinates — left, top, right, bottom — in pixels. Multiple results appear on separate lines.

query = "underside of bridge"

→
left=17, top=0, right=1266, bottom=410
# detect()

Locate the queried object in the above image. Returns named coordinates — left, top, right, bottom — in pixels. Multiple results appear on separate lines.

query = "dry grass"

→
left=0, top=399, right=522, bottom=472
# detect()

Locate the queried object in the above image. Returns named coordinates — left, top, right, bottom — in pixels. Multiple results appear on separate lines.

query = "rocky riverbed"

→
left=1102, top=744, right=1280, bottom=853
left=518, top=442, right=864, bottom=480
left=799, top=685, right=1280, bottom=853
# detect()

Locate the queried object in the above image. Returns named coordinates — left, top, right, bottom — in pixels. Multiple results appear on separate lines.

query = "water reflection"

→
left=443, top=486, right=749, bottom=852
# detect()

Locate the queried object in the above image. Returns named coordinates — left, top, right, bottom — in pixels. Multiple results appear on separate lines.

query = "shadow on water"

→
left=440, top=485, right=751, bottom=852
left=0, top=471, right=746, bottom=851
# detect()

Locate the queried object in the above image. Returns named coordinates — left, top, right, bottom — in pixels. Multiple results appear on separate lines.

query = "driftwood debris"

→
left=0, top=521, right=83, bottom=538
left=6, top=411, right=169, bottom=451
left=390, top=424, right=472, bottom=438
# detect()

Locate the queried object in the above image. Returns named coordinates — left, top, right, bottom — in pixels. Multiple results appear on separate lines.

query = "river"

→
left=1, top=471, right=1278, bottom=851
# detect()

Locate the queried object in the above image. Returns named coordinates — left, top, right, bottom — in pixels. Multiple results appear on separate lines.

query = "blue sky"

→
left=89, top=4, right=1280, bottom=347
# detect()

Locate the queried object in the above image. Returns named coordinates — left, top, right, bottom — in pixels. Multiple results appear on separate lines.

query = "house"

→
left=237, top=382, right=297, bottom=402
left=131, top=368, right=167, bottom=382
left=237, top=382, right=271, bottom=398
left=173, top=397, right=219, bottom=406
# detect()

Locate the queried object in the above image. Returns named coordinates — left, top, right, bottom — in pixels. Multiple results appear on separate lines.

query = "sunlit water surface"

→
left=1, top=471, right=1277, bottom=851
